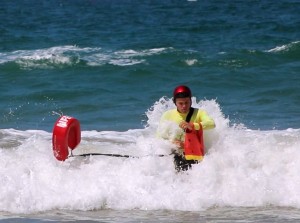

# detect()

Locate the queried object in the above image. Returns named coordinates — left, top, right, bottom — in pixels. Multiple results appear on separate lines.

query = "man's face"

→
left=175, top=97, right=191, bottom=114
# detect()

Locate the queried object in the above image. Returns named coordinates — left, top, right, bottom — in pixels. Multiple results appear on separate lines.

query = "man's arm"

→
left=193, top=110, right=216, bottom=130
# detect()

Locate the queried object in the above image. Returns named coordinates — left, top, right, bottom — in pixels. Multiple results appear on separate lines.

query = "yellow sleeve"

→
left=156, top=109, right=185, bottom=141
left=193, top=110, right=215, bottom=130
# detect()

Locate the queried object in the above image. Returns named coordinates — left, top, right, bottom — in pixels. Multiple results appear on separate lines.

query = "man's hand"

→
left=179, top=121, right=193, bottom=131
left=173, top=139, right=184, bottom=148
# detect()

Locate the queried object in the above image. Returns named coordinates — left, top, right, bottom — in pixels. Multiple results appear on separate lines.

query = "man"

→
left=157, top=85, right=215, bottom=172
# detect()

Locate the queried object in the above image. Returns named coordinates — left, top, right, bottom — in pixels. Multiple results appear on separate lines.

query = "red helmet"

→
left=173, top=85, right=192, bottom=102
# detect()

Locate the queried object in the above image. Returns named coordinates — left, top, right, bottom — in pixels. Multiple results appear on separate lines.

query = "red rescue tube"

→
left=184, top=125, right=204, bottom=161
left=52, top=116, right=81, bottom=161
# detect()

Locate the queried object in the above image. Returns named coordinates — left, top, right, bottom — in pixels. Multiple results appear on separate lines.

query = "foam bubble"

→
left=185, top=59, right=198, bottom=65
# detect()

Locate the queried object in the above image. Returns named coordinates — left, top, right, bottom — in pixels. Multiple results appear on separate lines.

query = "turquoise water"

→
left=1, top=0, right=300, bottom=221
left=1, top=0, right=299, bottom=131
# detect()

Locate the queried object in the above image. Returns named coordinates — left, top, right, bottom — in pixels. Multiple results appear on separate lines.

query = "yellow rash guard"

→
left=157, top=108, right=215, bottom=142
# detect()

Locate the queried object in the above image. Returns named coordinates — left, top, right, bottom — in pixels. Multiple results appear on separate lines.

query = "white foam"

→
left=0, top=46, right=170, bottom=68
left=267, top=41, right=300, bottom=53
left=86, top=47, right=169, bottom=66
left=185, top=59, right=198, bottom=66
left=1, top=98, right=300, bottom=214
left=0, top=45, right=92, bottom=69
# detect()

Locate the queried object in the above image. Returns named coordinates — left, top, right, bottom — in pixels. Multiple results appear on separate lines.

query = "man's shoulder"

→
left=163, top=108, right=177, bottom=115
left=162, top=109, right=177, bottom=119
left=193, top=108, right=206, bottom=114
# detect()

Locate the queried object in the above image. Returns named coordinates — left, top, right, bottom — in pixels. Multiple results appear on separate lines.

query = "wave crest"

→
left=0, top=46, right=171, bottom=69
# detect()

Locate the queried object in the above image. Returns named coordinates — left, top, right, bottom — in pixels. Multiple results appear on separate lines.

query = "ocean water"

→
left=1, top=0, right=300, bottom=222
